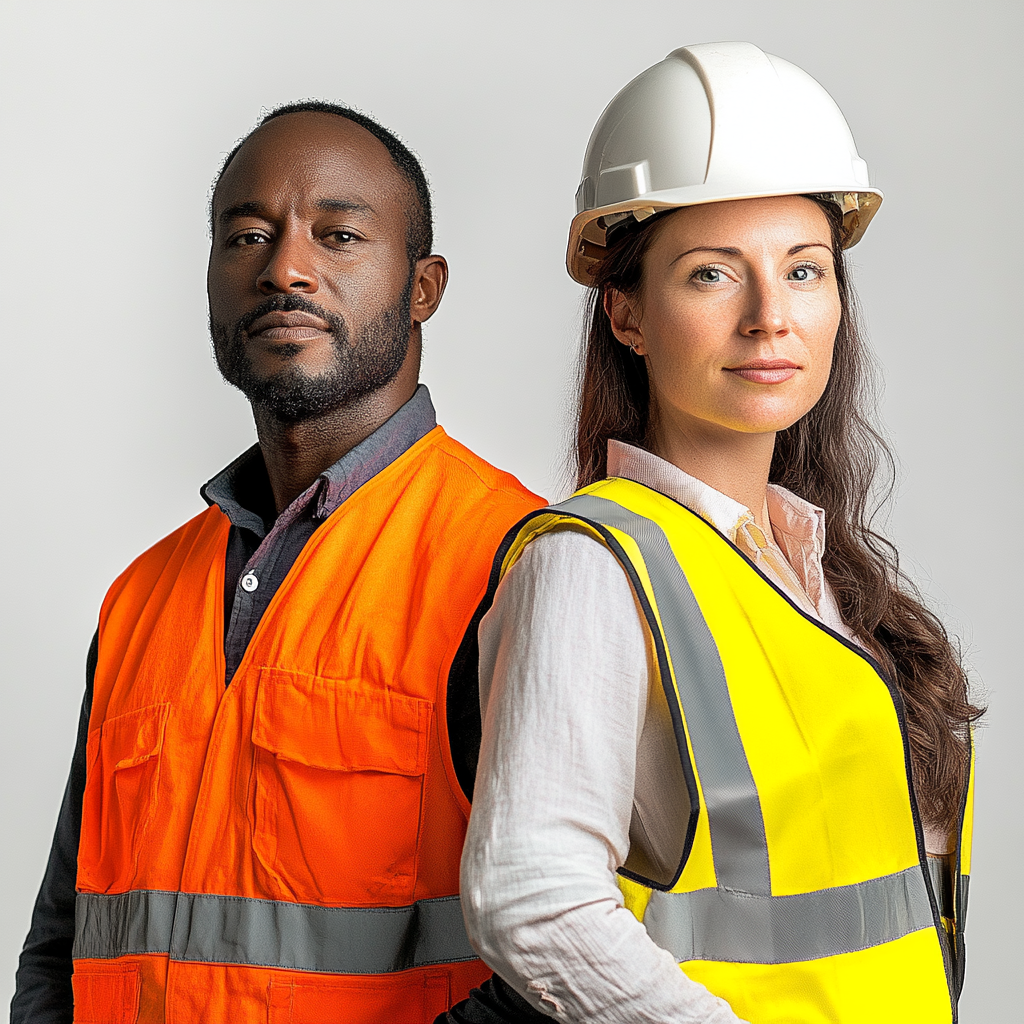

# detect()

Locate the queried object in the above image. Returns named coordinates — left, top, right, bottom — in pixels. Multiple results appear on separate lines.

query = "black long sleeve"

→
left=10, top=632, right=95, bottom=1024
left=435, top=974, right=552, bottom=1024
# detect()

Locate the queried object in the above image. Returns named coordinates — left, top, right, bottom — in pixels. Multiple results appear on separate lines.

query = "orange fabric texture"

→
left=75, top=427, right=543, bottom=1023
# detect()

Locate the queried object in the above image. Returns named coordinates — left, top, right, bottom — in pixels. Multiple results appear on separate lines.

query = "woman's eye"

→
left=787, top=265, right=822, bottom=283
left=693, top=267, right=725, bottom=284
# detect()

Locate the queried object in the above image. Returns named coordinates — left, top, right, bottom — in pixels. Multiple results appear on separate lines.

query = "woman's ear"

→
left=604, top=287, right=646, bottom=355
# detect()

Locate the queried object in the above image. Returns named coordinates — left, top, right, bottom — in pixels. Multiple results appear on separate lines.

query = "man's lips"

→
left=725, top=359, right=800, bottom=384
left=247, top=310, right=331, bottom=341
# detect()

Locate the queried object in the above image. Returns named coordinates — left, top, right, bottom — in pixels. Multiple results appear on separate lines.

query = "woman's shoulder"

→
left=509, top=522, right=634, bottom=587
left=491, top=525, right=642, bottom=642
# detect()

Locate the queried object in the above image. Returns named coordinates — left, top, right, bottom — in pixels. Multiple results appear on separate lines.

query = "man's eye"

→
left=232, top=231, right=269, bottom=246
left=326, top=230, right=356, bottom=244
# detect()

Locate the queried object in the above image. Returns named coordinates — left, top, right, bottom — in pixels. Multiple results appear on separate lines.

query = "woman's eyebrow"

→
left=669, top=242, right=835, bottom=266
left=790, top=243, right=834, bottom=255
left=669, top=245, right=741, bottom=266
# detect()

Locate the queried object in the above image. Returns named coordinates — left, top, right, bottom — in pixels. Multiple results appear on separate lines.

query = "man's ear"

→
left=604, top=287, right=645, bottom=355
left=410, top=255, right=448, bottom=324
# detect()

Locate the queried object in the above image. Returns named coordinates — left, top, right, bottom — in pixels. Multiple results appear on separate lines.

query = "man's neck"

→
left=253, top=374, right=419, bottom=515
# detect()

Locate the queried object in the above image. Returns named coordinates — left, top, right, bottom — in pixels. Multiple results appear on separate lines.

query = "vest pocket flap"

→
left=253, top=668, right=432, bottom=775
left=101, top=702, right=171, bottom=771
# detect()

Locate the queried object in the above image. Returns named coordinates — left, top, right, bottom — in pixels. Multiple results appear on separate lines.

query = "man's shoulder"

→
left=425, top=428, right=545, bottom=514
left=104, top=506, right=228, bottom=605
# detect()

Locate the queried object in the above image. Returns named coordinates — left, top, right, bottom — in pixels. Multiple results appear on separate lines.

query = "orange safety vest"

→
left=71, top=426, right=543, bottom=1024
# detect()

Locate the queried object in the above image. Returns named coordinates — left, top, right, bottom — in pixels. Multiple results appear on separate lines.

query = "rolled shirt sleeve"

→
left=461, top=531, right=745, bottom=1024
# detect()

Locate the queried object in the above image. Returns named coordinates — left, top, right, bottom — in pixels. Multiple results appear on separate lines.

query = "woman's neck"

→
left=648, top=415, right=777, bottom=534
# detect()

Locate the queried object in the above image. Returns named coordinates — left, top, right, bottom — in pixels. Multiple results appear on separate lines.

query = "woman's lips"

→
left=726, top=360, right=799, bottom=384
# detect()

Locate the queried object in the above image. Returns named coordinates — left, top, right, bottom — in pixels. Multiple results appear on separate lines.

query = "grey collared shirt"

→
left=201, top=384, right=437, bottom=683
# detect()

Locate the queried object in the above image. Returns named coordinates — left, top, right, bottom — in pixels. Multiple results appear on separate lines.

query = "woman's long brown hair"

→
left=575, top=198, right=982, bottom=832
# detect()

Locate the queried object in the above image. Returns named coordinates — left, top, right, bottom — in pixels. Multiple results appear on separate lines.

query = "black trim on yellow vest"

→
left=950, top=730, right=974, bottom=1004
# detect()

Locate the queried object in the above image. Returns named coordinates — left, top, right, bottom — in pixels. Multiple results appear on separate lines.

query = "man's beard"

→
left=210, top=281, right=413, bottom=423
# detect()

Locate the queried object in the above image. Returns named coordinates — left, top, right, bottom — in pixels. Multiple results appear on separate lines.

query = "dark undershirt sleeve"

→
left=446, top=596, right=488, bottom=804
left=436, top=975, right=551, bottom=1024
left=10, top=631, right=96, bottom=1024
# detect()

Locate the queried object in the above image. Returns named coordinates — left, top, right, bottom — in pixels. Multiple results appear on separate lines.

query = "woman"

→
left=460, top=42, right=981, bottom=1024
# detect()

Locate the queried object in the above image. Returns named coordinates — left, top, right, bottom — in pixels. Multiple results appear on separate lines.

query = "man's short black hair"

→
left=213, top=101, right=433, bottom=263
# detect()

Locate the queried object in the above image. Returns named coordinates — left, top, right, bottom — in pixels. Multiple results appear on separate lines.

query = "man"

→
left=12, top=102, right=544, bottom=1024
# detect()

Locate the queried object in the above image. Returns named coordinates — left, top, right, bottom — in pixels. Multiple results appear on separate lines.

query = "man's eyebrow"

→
left=317, top=198, right=375, bottom=216
left=218, top=201, right=265, bottom=224
left=217, top=198, right=376, bottom=224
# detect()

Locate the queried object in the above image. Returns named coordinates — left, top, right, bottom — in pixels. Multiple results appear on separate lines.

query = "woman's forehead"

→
left=654, top=197, right=834, bottom=252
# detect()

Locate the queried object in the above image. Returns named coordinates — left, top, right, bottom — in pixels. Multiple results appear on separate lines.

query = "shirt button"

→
left=240, top=572, right=259, bottom=593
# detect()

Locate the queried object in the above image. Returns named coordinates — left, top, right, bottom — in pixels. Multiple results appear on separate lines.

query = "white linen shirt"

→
left=461, top=443, right=872, bottom=1023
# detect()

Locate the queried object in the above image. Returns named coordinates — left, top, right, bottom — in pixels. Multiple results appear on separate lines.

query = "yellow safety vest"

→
left=499, top=477, right=974, bottom=1024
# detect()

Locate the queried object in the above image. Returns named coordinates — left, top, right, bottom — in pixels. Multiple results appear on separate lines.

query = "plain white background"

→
left=1, top=1, right=1020, bottom=1019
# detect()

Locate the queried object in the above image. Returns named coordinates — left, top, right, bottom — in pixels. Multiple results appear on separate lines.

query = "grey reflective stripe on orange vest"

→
left=553, top=494, right=772, bottom=895
left=73, top=891, right=478, bottom=973
left=644, top=864, right=935, bottom=964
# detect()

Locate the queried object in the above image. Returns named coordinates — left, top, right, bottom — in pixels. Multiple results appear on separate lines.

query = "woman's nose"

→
left=739, top=278, right=790, bottom=339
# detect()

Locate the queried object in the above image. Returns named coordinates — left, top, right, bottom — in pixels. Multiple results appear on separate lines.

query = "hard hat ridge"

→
left=567, top=41, right=883, bottom=285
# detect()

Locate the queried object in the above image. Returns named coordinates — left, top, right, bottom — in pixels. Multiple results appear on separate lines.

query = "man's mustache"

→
left=234, top=294, right=346, bottom=338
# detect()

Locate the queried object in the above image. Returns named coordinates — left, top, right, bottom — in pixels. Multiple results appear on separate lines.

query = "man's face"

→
left=208, top=112, right=419, bottom=422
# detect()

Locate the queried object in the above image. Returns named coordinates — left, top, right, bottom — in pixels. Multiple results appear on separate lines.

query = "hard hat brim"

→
left=566, top=186, right=883, bottom=286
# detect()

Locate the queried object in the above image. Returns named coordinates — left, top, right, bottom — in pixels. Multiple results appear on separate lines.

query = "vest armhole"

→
left=501, top=508, right=703, bottom=893
left=441, top=506, right=545, bottom=813
left=578, top=519, right=701, bottom=892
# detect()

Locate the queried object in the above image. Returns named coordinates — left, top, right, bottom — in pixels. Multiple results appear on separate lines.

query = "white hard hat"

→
left=568, top=41, right=883, bottom=285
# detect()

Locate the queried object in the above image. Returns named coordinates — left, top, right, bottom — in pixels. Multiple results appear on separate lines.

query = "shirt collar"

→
left=607, top=440, right=749, bottom=542
left=605, top=439, right=826, bottom=549
left=201, top=384, right=437, bottom=537
left=765, top=484, right=827, bottom=555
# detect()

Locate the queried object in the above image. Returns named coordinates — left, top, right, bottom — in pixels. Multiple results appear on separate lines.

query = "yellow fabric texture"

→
left=501, top=477, right=972, bottom=1024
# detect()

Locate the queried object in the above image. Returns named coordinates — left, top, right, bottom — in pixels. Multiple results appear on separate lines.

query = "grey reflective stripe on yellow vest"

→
left=644, top=864, right=933, bottom=964
left=73, top=890, right=478, bottom=973
left=549, top=493, right=937, bottom=961
left=555, top=493, right=771, bottom=895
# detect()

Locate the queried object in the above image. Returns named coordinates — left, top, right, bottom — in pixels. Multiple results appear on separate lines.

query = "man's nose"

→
left=256, top=233, right=319, bottom=295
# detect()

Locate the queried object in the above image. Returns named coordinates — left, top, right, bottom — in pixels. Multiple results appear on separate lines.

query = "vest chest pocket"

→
left=78, top=703, right=170, bottom=894
left=251, top=668, right=433, bottom=905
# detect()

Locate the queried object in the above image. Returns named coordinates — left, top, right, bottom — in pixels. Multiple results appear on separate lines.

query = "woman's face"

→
left=608, top=195, right=841, bottom=444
